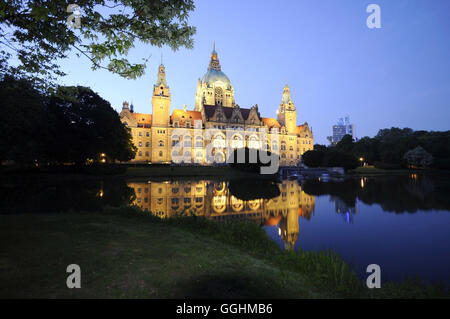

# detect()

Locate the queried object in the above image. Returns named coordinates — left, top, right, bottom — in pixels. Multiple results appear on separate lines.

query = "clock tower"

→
left=152, top=63, right=171, bottom=127
left=277, top=84, right=297, bottom=134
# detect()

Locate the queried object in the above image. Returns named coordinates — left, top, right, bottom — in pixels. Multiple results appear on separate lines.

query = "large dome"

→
left=202, top=69, right=231, bottom=87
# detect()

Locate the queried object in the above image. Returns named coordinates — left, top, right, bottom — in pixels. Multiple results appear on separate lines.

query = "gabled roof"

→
left=131, top=113, right=152, bottom=126
left=261, top=118, right=281, bottom=129
left=171, top=109, right=202, bottom=124
left=296, top=122, right=311, bottom=135
left=203, top=105, right=259, bottom=121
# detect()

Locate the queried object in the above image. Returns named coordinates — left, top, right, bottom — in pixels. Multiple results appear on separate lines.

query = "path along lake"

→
left=2, top=173, right=449, bottom=284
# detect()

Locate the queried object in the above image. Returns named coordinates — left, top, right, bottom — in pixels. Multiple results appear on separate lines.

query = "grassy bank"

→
left=0, top=207, right=447, bottom=298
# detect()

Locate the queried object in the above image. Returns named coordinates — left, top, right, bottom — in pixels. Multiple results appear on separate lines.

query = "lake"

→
left=1, top=173, right=449, bottom=285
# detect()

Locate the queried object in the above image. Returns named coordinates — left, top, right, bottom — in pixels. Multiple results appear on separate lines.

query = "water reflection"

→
left=302, top=174, right=450, bottom=213
left=331, top=196, right=357, bottom=224
left=128, top=179, right=315, bottom=250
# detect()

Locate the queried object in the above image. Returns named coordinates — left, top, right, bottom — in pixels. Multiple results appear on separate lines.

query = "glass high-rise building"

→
left=327, top=116, right=355, bottom=145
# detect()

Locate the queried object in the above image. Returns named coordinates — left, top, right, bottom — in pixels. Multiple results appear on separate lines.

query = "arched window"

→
left=171, top=135, right=179, bottom=147
left=281, top=141, right=286, bottom=151
left=231, top=134, right=243, bottom=148
left=213, top=135, right=225, bottom=148
left=158, top=140, right=164, bottom=147
left=184, top=151, right=191, bottom=162
left=195, top=136, right=203, bottom=147
left=184, top=135, right=192, bottom=147
left=146, top=142, right=150, bottom=147
left=159, top=151, right=163, bottom=157
left=248, top=135, right=259, bottom=149
left=215, top=87, right=223, bottom=105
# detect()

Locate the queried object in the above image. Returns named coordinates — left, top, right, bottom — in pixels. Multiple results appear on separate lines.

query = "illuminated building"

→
left=120, top=44, right=314, bottom=166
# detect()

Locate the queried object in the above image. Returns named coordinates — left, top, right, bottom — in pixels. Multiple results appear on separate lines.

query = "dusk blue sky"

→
left=57, top=0, right=450, bottom=145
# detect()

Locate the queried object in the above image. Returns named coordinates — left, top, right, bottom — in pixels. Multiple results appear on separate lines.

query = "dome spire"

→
left=209, top=42, right=221, bottom=71
left=156, top=62, right=167, bottom=87
left=282, top=84, right=293, bottom=105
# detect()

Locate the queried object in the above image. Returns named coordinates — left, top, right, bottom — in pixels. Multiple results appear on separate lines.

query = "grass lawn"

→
left=0, top=208, right=447, bottom=299
left=0, top=212, right=325, bottom=298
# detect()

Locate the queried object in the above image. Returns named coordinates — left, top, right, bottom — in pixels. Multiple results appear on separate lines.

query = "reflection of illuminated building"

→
left=331, top=196, right=357, bottom=224
left=128, top=179, right=315, bottom=248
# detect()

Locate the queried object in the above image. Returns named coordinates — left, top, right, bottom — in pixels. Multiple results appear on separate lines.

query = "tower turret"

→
left=277, top=84, right=297, bottom=134
left=152, top=63, right=171, bottom=127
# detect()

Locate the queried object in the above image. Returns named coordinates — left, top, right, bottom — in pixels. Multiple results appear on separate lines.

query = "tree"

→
left=47, top=86, right=136, bottom=164
left=302, top=150, right=325, bottom=168
left=335, top=134, right=354, bottom=152
left=323, top=150, right=359, bottom=170
left=313, top=144, right=327, bottom=152
left=404, top=146, right=433, bottom=168
left=0, top=73, right=49, bottom=164
left=0, top=0, right=196, bottom=82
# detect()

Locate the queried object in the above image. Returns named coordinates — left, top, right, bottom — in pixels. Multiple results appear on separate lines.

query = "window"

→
left=184, top=135, right=192, bottom=147
left=272, top=142, right=278, bottom=151
left=145, top=151, right=149, bottom=156
left=195, top=136, right=203, bottom=147
left=138, top=142, right=143, bottom=147
left=146, top=132, right=150, bottom=137
left=139, top=132, right=142, bottom=136
left=248, top=135, right=259, bottom=149
left=138, top=151, right=142, bottom=156
left=159, top=151, right=163, bottom=157
left=231, top=135, right=243, bottom=148
left=159, top=140, right=164, bottom=147
left=146, top=142, right=150, bottom=147
left=213, top=135, right=225, bottom=148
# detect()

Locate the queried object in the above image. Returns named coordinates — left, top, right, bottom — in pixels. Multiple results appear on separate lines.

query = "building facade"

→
left=327, top=115, right=354, bottom=145
left=120, top=46, right=314, bottom=166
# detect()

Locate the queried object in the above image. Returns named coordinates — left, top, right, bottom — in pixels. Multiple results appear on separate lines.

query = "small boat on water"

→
left=319, top=173, right=330, bottom=182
